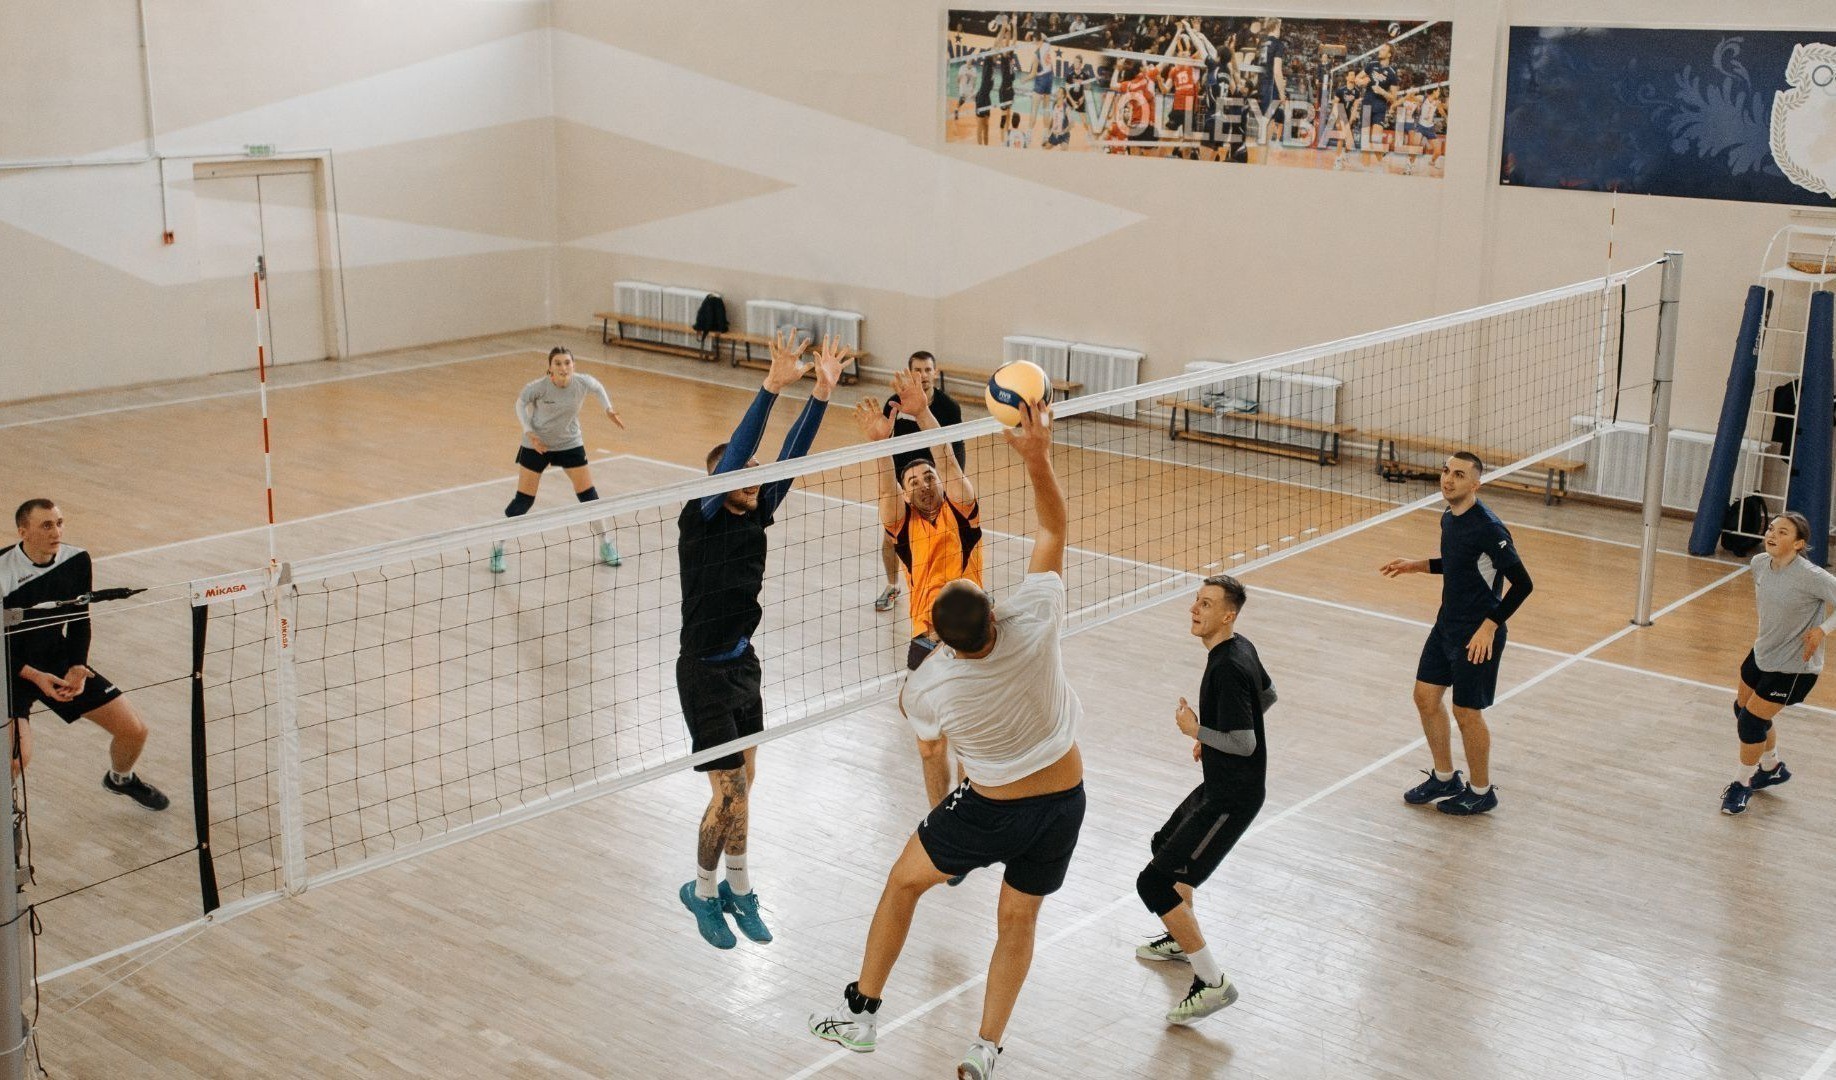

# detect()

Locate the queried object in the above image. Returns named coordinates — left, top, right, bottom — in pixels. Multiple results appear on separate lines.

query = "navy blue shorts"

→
left=906, top=636, right=939, bottom=672
left=917, top=781, right=1085, bottom=896
left=515, top=444, right=589, bottom=473
left=8, top=670, right=122, bottom=724
left=1416, top=621, right=1505, bottom=710
left=1740, top=650, right=1817, bottom=707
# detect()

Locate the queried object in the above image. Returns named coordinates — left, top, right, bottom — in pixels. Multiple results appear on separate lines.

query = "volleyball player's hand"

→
left=1465, top=622, right=1496, bottom=663
left=61, top=666, right=88, bottom=699
left=763, top=327, right=813, bottom=393
left=529, top=436, right=549, bottom=454
left=1192, top=741, right=1203, bottom=761
left=891, top=370, right=927, bottom=416
left=1002, top=399, right=1054, bottom=460
left=1174, top=697, right=1198, bottom=739
left=26, top=669, right=71, bottom=702
left=1804, top=626, right=1826, bottom=662
left=606, top=407, right=626, bottom=430
left=1379, top=558, right=1427, bottom=577
left=810, top=334, right=847, bottom=400
left=855, top=399, right=894, bottom=441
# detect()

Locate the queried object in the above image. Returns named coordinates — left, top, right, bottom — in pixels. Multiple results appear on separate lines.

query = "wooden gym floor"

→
left=2, top=332, right=1833, bottom=1078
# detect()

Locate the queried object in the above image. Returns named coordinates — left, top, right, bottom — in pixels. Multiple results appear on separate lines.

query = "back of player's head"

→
left=705, top=443, right=728, bottom=472
left=933, top=581, right=993, bottom=652
left=1778, top=510, right=1814, bottom=544
left=1201, top=573, right=1247, bottom=612
left=1452, top=451, right=1485, bottom=475
left=14, top=498, right=54, bottom=529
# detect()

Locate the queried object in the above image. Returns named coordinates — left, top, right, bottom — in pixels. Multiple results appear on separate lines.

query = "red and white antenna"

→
left=252, top=258, right=280, bottom=583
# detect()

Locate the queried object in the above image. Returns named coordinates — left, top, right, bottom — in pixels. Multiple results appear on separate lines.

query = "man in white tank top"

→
left=811, top=399, right=1082, bottom=1080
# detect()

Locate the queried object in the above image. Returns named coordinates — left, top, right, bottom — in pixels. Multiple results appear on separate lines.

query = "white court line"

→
left=783, top=560, right=1755, bottom=1079
left=0, top=347, right=538, bottom=431
left=1802, top=1036, right=1836, bottom=1080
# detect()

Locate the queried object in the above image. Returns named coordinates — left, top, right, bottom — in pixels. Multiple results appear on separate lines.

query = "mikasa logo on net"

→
left=201, top=583, right=247, bottom=599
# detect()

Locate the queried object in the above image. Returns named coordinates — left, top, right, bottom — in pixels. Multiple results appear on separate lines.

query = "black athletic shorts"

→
left=676, top=648, right=763, bottom=772
left=1149, top=783, right=1261, bottom=886
left=8, top=670, right=122, bottom=724
left=907, top=636, right=939, bottom=672
left=515, top=444, right=590, bottom=473
left=917, top=780, right=1085, bottom=896
left=1416, top=620, right=1505, bottom=710
left=1165, top=106, right=1196, bottom=136
left=1740, top=650, right=1818, bottom=707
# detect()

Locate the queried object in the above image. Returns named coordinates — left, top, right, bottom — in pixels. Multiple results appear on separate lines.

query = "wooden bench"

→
left=1365, top=430, right=1585, bottom=506
left=938, top=364, right=1082, bottom=404
left=594, top=312, right=719, bottom=363
left=719, top=331, right=862, bottom=385
left=1160, top=397, right=1354, bottom=466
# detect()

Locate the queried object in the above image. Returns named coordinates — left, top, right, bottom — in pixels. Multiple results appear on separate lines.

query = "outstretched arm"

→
left=1005, top=400, right=1065, bottom=576
left=757, top=333, right=847, bottom=515
left=892, top=369, right=977, bottom=510
left=854, top=398, right=904, bottom=531
left=698, top=327, right=809, bottom=518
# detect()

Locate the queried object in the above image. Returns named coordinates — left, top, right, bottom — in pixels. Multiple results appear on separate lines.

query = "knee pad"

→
left=1737, top=707, right=1773, bottom=745
left=576, top=486, right=599, bottom=502
left=504, top=492, right=536, bottom=517
left=1135, top=864, right=1182, bottom=917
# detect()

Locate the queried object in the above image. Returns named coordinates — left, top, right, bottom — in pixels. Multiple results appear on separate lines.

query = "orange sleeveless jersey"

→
left=890, top=494, right=985, bottom=639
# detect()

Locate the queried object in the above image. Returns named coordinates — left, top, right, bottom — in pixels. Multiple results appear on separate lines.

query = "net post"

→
left=0, top=618, right=25, bottom=1080
left=1635, top=251, right=1684, bottom=625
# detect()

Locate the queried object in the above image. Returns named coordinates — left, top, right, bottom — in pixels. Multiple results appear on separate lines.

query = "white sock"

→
left=108, top=770, right=132, bottom=784
left=1186, top=945, right=1223, bottom=986
left=1469, top=783, right=1491, bottom=795
left=724, top=853, right=751, bottom=896
left=1432, top=768, right=1457, bottom=782
left=695, top=865, right=718, bottom=899
left=1733, top=762, right=1756, bottom=785
left=1759, top=749, right=1780, bottom=770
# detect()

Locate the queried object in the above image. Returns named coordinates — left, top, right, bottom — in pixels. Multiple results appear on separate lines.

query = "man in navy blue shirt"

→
left=1380, top=452, right=1534, bottom=815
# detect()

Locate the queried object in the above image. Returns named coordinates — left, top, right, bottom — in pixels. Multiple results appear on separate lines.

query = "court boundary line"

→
left=783, top=560, right=1755, bottom=1079
left=1802, top=1035, right=1836, bottom=1080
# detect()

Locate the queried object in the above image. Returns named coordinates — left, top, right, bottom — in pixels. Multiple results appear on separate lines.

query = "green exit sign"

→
left=244, top=144, right=276, bottom=158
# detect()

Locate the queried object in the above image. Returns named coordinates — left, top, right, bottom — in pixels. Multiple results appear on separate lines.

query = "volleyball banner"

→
left=1500, top=26, right=1836, bottom=205
left=942, top=11, right=1453, bottom=177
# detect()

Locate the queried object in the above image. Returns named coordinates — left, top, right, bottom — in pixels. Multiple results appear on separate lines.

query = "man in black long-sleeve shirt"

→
left=1381, top=452, right=1535, bottom=816
left=1134, top=574, right=1271, bottom=1026
left=872, top=351, right=967, bottom=614
left=676, top=329, right=846, bottom=951
left=4, top=500, right=168, bottom=810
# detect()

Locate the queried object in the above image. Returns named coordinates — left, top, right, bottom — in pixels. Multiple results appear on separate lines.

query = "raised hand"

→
left=855, top=397, right=894, bottom=441
left=890, top=369, right=928, bottom=416
left=1000, top=398, right=1054, bottom=461
left=763, top=326, right=813, bottom=393
left=810, top=333, right=848, bottom=401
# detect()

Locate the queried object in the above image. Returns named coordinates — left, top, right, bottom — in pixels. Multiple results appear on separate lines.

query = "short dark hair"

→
left=547, top=346, right=572, bottom=364
left=1778, top=510, right=1814, bottom=545
left=706, top=443, right=728, bottom=472
left=1452, top=451, right=1485, bottom=475
left=15, top=499, right=55, bottom=529
left=908, top=351, right=936, bottom=368
left=898, top=456, right=938, bottom=484
left=932, top=582, right=993, bottom=652
left=1201, top=573, right=1246, bottom=612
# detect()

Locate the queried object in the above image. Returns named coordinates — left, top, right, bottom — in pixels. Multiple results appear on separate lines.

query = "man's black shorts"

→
left=917, top=780, right=1085, bottom=896
left=676, top=648, right=762, bottom=772
left=1740, top=650, right=1818, bottom=707
left=9, top=670, right=122, bottom=724
left=1416, top=620, right=1505, bottom=710
left=1149, top=784, right=1260, bottom=886
left=906, top=636, right=939, bottom=672
left=515, top=444, right=590, bottom=473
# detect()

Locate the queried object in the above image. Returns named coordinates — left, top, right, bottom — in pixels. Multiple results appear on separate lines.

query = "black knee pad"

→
left=1737, top=707, right=1772, bottom=745
left=504, top=492, right=536, bottom=517
left=576, top=486, right=599, bottom=502
left=1136, top=864, right=1182, bottom=917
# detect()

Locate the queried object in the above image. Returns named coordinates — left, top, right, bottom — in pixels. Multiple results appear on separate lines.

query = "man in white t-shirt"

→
left=810, top=399, right=1081, bottom=1080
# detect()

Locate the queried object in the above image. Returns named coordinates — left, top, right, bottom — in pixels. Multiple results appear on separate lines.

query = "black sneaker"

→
left=1720, top=781, right=1752, bottom=815
left=1403, top=769, right=1464, bottom=805
left=1436, top=783, right=1498, bottom=816
left=1750, top=762, right=1792, bottom=790
left=103, top=772, right=170, bottom=811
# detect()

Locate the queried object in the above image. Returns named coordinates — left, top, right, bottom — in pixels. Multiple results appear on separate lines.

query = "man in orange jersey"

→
left=855, top=368, right=985, bottom=807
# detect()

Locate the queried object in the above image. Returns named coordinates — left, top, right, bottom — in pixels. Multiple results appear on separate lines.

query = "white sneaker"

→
left=1135, top=932, right=1186, bottom=962
left=809, top=1001, right=876, bottom=1053
left=958, top=1039, right=1001, bottom=1079
left=1166, top=974, right=1238, bottom=1025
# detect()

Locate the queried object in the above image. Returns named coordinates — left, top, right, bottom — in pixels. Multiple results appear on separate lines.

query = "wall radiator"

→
left=1567, top=417, right=1773, bottom=511
left=1184, top=362, right=1343, bottom=446
left=612, top=280, right=717, bottom=349
left=1002, top=336, right=1144, bottom=419
left=745, top=300, right=864, bottom=351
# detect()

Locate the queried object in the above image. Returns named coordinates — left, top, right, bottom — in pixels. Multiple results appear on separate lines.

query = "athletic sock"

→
left=695, top=865, right=718, bottom=900
left=1468, top=783, right=1491, bottom=795
left=724, top=853, right=751, bottom=895
left=1186, top=945, right=1223, bottom=986
left=1733, top=762, right=1756, bottom=785
left=107, top=770, right=132, bottom=784
left=1432, top=768, right=1456, bottom=782
left=1759, top=749, right=1780, bottom=770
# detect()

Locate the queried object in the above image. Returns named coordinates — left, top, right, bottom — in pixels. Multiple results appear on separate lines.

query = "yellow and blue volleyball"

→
left=985, top=361, right=1050, bottom=427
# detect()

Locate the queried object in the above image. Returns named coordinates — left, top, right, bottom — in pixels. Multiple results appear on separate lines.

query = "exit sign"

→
left=244, top=144, right=276, bottom=158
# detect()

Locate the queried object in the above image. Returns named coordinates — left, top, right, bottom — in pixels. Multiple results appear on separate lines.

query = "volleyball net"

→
left=13, top=261, right=1669, bottom=969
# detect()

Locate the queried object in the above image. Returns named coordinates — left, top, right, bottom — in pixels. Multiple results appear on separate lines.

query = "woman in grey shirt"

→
left=490, top=347, right=626, bottom=573
left=1723, top=510, right=1836, bottom=815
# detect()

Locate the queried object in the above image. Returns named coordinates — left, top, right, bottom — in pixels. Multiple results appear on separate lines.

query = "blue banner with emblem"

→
left=1500, top=26, right=1836, bottom=205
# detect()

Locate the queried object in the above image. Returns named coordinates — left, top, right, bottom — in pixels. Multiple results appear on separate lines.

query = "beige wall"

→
left=6, top=1, right=1835, bottom=437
